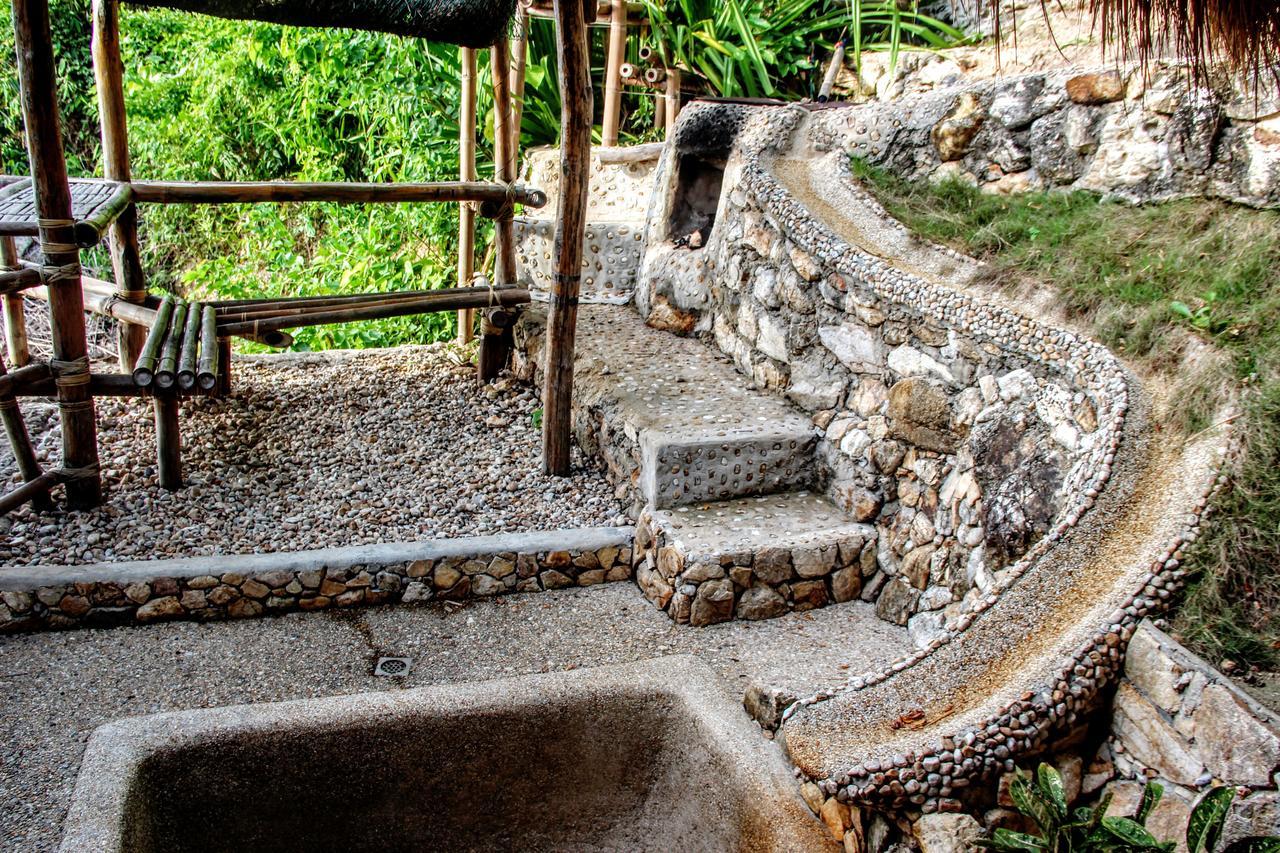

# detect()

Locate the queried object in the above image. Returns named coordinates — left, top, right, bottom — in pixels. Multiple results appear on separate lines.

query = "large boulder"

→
left=888, top=378, right=956, bottom=453
left=970, top=409, right=1066, bottom=566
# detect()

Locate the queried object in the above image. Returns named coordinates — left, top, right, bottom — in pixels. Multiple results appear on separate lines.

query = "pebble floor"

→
left=0, top=345, right=627, bottom=566
left=0, top=583, right=906, bottom=851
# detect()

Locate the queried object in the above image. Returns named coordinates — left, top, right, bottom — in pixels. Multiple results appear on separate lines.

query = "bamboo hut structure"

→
left=1, top=0, right=597, bottom=512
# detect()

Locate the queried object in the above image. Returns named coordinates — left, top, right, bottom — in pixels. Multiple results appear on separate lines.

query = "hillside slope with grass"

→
left=854, top=160, right=1280, bottom=675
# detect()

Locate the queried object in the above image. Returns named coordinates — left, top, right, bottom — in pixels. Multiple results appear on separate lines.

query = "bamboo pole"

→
left=92, top=0, right=148, bottom=371
left=216, top=337, right=231, bottom=396
left=543, top=0, right=592, bottom=475
left=0, top=267, right=43, bottom=295
left=491, top=37, right=518, bottom=287
left=817, top=40, right=845, bottom=102
left=596, top=142, right=664, bottom=164
left=176, top=301, right=201, bottom=390
left=14, top=0, right=102, bottom=508
left=0, top=362, right=51, bottom=397
left=664, top=67, right=681, bottom=136
left=218, top=288, right=531, bottom=341
left=154, top=395, right=180, bottom=490
left=130, top=180, right=547, bottom=208
left=72, top=182, right=132, bottom=246
left=0, top=469, right=60, bottom=515
left=511, top=5, right=529, bottom=160
left=132, top=294, right=173, bottom=386
left=197, top=306, right=217, bottom=391
left=601, top=0, right=628, bottom=147
left=1, top=238, right=30, bottom=366
left=154, top=299, right=186, bottom=389
left=0, top=353, right=52, bottom=513
left=216, top=291, right=456, bottom=323
left=457, top=46, right=478, bottom=343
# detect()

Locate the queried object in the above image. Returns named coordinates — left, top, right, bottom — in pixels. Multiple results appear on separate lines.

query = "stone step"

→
left=564, top=304, right=818, bottom=510
left=634, top=491, right=879, bottom=626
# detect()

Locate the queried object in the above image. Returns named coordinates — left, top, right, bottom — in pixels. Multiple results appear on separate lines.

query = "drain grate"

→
left=374, top=656, right=412, bottom=677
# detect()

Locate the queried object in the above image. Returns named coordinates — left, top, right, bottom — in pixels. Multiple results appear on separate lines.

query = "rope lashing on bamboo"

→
left=50, top=356, right=91, bottom=389
left=57, top=462, right=101, bottom=482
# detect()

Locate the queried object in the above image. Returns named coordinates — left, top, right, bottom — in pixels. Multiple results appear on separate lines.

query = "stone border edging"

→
left=0, top=526, right=634, bottom=632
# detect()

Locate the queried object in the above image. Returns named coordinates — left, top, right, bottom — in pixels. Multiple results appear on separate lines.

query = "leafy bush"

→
left=982, top=763, right=1278, bottom=853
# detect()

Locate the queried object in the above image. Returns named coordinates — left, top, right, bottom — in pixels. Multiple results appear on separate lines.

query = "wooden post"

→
left=601, top=0, right=628, bottom=146
left=13, top=0, right=102, bottom=508
left=91, top=0, right=147, bottom=371
left=511, top=4, right=529, bottom=160
left=153, top=396, right=180, bottom=490
left=456, top=46, right=478, bottom=343
left=1, top=238, right=29, bottom=367
left=480, top=35, right=518, bottom=382
left=0, top=353, right=52, bottom=512
left=542, top=0, right=592, bottom=475
left=664, top=67, right=682, bottom=136
left=491, top=36, right=517, bottom=286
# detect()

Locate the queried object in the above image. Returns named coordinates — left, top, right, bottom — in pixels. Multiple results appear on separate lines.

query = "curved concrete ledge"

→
left=638, top=101, right=1233, bottom=812
left=60, top=655, right=832, bottom=852
left=0, top=526, right=634, bottom=632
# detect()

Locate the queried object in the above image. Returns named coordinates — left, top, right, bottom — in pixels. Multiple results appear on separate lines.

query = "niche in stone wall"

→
left=667, top=153, right=726, bottom=250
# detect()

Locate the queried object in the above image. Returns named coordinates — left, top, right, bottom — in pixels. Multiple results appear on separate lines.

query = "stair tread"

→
left=650, top=491, right=871, bottom=561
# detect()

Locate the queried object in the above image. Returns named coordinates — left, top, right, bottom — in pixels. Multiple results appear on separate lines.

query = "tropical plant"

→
left=640, top=0, right=967, bottom=99
left=980, top=763, right=1280, bottom=853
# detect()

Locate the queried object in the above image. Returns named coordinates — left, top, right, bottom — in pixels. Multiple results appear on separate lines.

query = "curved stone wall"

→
left=637, top=99, right=1228, bottom=813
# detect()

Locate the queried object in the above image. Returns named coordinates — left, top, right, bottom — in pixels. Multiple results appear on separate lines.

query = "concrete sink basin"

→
left=61, top=656, right=831, bottom=852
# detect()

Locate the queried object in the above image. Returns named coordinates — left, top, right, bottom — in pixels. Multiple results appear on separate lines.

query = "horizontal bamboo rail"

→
left=0, top=267, right=42, bottom=295
left=0, top=469, right=62, bottom=515
left=218, top=287, right=530, bottom=343
left=0, top=362, right=51, bottom=397
left=595, top=143, right=665, bottom=164
left=129, top=180, right=548, bottom=210
left=73, top=181, right=133, bottom=246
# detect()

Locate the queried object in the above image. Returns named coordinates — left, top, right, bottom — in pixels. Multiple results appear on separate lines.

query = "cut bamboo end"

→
left=197, top=305, right=218, bottom=391
left=154, top=300, right=187, bottom=389
left=132, top=294, right=173, bottom=387
left=176, top=300, right=201, bottom=390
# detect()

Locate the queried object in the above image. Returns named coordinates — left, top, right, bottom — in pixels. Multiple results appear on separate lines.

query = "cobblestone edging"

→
left=0, top=527, right=633, bottom=633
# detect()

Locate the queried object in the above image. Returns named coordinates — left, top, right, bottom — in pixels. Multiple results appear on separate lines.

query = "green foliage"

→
left=982, top=764, right=1275, bottom=853
left=851, top=159, right=1280, bottom=670
left=641, top=0, right=967, bottom=99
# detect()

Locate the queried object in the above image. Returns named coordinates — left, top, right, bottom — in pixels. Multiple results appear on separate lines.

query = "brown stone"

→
left=136, top=596, right=184, bottom=623
left=577, top=569, right=606, bottom=586
left=432, top=565, right=462, bottom=590
left=754, top=547, right=793, bottom=584
left=729, top=566, right=753, bottom=588
left=793, top=545, right=838, bottom=579
left=207, top=585, right=238, bottom=606
left=299, top=596, right=331, bottom=611
left=605, top=565, right=631, bottom=582
left=58, top=595, right=91, bottom=617
left=571, top=551, right=600, bottom=570
left=228, top=598, right=264, bottom=619
left=180, top=590, right=207, bottom=611
left=253, top=570, right=294, bottom=590
left=406, top=560, right=432, bottom=579
left=151, top=577, right=180, bottom=596
left=647, top=294, right=698, bottom=334
left=831, top=566, right=862, bottom=603
left=690, top=579, right=735, bottom=627
left=488, top=557, right=517, bottom=578
left=901, top=545, right=936, bottom=590
left=438, top=576, right=472, bottom=601
left=335, top=589, right=365, bottom=607
left=791, top=579, right=829, bottom=612
left=1066, top=71, right=1124, bottom=105
left=820, top=797, right=851, bottom=841
left=544, top=550, right=572, bottom=568
left=240, top=579, right=270, bottom=599
left=346, top=570, right=374, bottom=587
left=875, top=578, right=920, bottom=625
left=932, top=92, right=985, bottom=161
left=736, top=586, right=787, bottom=621
left=123, top=584, right=152, bottom=605
left=888, top=378, right=955, bottom=453
left=540, top=569, right=574, bottom=590
left=516, top=553, right=539, bottom=578
left=186, top=575, right=219, bottom=590
left=657, top=546, right=685, bottom=580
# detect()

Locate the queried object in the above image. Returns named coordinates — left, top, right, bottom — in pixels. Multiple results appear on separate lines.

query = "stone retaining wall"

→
left=0, top=528, right=633, bottom=633
left=638, top=101, right=1123, bottom=641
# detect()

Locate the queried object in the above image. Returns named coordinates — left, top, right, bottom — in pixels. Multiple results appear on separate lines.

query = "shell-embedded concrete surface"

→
left=60, top=656, right=833, bottom=852
left=0, top=582, right=902, bottom=851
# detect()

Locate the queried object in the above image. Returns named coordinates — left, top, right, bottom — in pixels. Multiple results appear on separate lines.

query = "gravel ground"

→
left=0, top=345, right=627, bottom=566
left=0, top=582, right=907, bottom=851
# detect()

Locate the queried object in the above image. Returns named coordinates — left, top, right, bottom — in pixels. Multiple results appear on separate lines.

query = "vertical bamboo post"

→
left=457, top=46, right=478, bottom=343
left=1, top=238, right=29, bottom=367
left=0, top=353, right=52, bottom=512
left=491, top=36, right=517, bottom=287
left=542, top=0, right=592, bottom=475
left=510, top=5, right=529, bottom=160
left=153, top=396, right=180, bottom=490
left=13, top=0, right=102, bottom=508
left=601, top=0, right=628, bottom=146
left=664, top=67, right=681, bottom=137
left=655, top=89, right=666, bottom=134
left=479, top=35, right=518, bottom=382
left=91, top=0, right=147, bottom=371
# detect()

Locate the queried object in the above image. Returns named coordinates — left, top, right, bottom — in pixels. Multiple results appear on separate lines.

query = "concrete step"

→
left=565, top=305, right=817, bottom=510
left=635, top=491, right=879, bottom=626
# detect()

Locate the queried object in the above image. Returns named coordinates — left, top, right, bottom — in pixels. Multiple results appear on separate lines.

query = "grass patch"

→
left=853, top=159, right=1280, bottom=670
